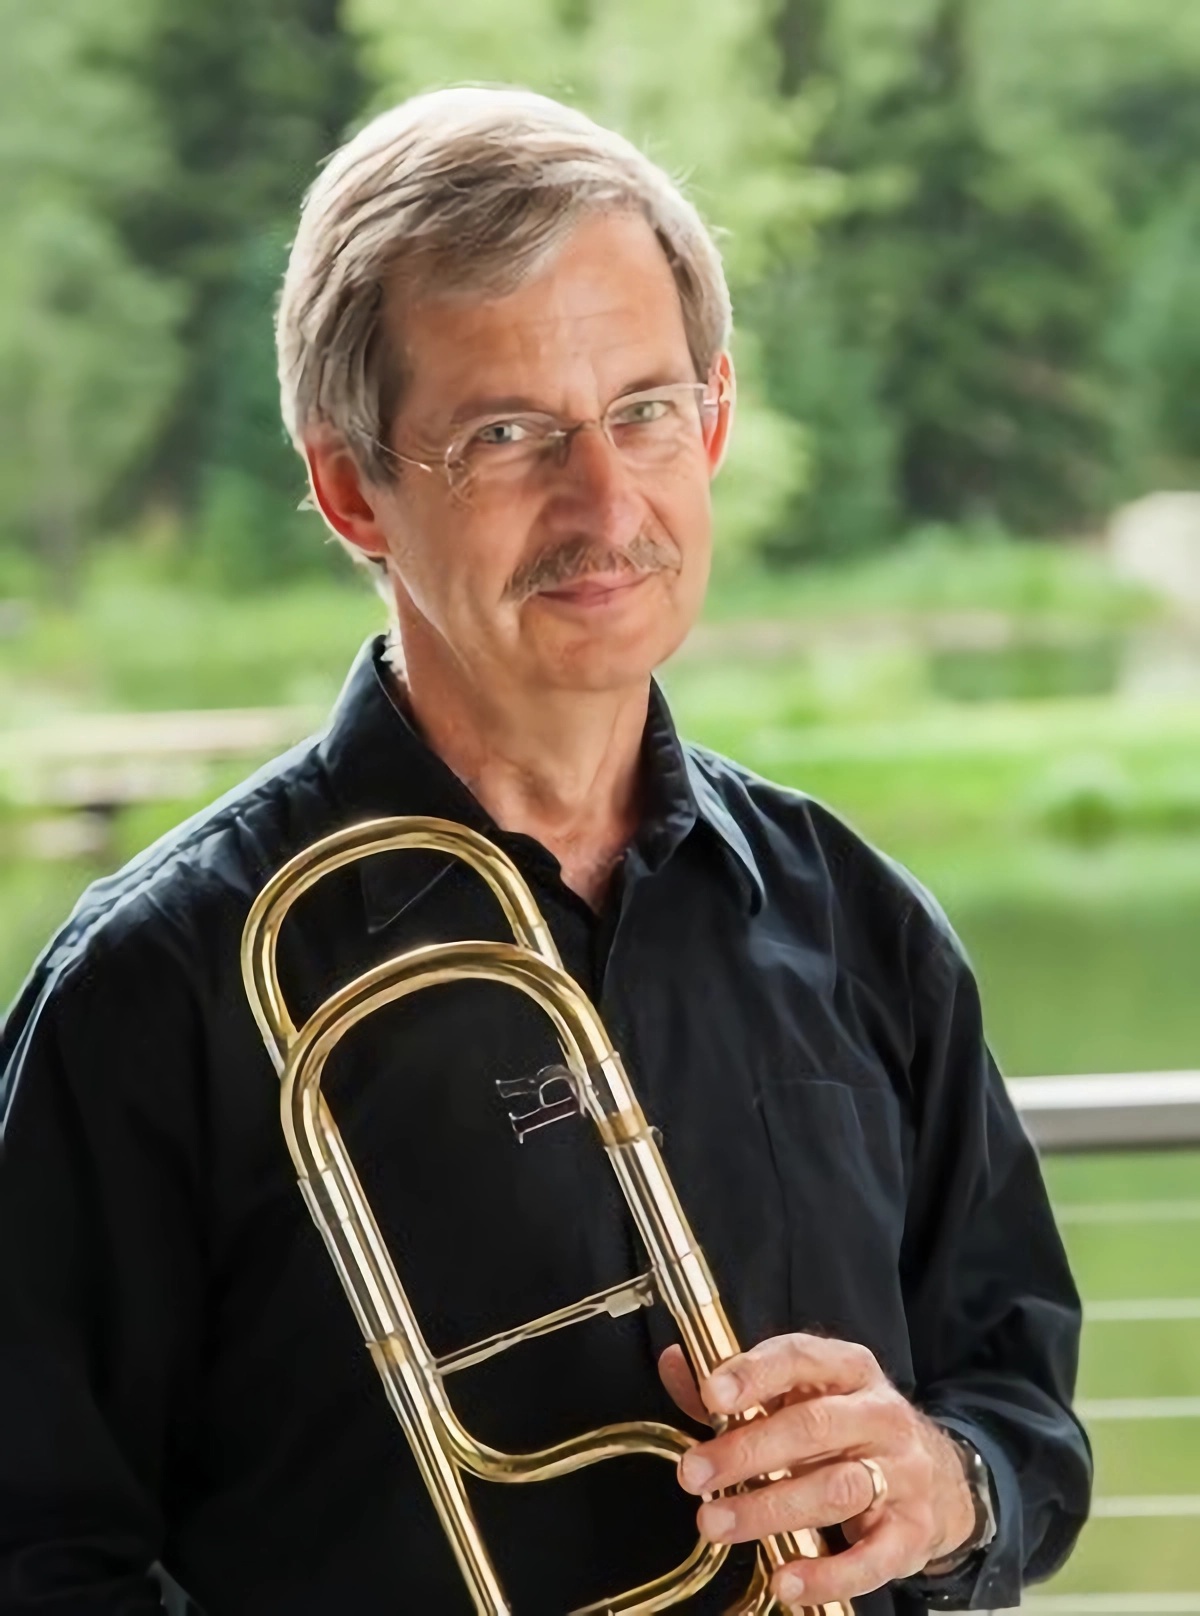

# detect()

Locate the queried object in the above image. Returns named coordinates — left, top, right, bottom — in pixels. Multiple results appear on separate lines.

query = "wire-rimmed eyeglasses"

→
left=377, top=372, right=731, bottom=501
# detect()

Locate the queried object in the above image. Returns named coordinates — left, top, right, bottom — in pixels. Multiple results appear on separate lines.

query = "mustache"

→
left=503, top=532, right=681, bottom=604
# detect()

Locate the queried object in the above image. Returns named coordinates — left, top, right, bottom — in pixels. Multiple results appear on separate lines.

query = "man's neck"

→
left=388, top=638, right=650, bottom=911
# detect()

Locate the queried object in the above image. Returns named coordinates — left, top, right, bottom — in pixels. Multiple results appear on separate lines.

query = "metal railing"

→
left=1000, top=1072, right=1200, bottom=1616
left=1011, top=1071, right=1200, bottom=1153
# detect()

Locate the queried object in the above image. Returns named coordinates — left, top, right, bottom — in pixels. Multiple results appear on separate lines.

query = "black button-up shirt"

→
left=0, top=638, right=1090, bottom=1615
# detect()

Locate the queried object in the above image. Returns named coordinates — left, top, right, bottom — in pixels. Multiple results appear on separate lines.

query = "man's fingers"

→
left=702, top=1333, right=881, bottom=1416
left=679, top=1389, right=892, bottom=1494
left=695, top=1459, right=880, bottom=1545
left=772, top=1518, right=921, bottom=1610
left=657, top=1343, right=710, bottom=1426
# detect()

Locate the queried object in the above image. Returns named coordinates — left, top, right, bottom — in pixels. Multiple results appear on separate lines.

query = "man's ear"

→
left=705, top=350, right=736, bottom=479
left=304, top=430, right=391, bottom=560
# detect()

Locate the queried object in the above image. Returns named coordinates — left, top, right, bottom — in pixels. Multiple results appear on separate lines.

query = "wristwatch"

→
left=921, top=1427, right=998, bottom=1578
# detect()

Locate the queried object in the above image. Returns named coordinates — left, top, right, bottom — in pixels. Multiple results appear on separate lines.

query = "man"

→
left=0, top=87, right=1089, bottom=1615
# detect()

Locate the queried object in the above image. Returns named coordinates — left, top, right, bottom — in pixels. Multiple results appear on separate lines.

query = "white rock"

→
left=1109, top=491, right=1200, bottom=617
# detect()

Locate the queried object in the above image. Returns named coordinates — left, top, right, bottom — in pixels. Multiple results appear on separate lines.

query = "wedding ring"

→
left=859, top=1456, right=888, bottom=1510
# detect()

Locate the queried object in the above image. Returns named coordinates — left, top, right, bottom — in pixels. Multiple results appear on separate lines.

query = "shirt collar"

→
left=642, top=681, right=765, bottom=914
left=316, top=637, right=764, bottom=929
left=680, top=744, right=766, bottom=914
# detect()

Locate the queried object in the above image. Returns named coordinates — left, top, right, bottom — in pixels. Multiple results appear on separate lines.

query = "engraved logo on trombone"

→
left=496, top=1063, right=582, bottom=1142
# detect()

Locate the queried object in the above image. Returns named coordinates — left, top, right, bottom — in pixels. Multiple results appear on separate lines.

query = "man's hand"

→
left=658, top=1334, right=977, bottom=1611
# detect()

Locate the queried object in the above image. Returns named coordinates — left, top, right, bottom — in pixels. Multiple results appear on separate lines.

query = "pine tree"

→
left=110, top=0, right=368, bottom=577
left=861, top=0, right=1111, bottom=531
left=0, top=0, right=182, bottom=594
left=758, top=0, right=1115, bottom=556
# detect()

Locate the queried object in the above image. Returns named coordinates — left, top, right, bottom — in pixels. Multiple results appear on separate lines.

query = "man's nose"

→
left=550, top=422, right=644, bottom=539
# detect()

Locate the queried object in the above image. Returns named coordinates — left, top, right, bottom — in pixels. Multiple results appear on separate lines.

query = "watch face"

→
left=960, top=1438, right=998, bottom=1546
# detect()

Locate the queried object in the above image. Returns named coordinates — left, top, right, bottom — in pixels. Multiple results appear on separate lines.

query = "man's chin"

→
left=532, top=619, right=695, bottom=693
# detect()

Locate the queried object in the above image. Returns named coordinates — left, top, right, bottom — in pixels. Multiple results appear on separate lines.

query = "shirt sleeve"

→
left=0, top=930, right=208, bottom=1614
left=896, top=902, right=1093, bottom=1611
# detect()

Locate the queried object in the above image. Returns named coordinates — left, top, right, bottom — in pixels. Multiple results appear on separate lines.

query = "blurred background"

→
left=1, top=1, right=1197, bottom=1608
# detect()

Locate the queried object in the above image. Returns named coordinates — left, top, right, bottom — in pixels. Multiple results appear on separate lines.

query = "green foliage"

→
left=748, top=267, right=896, bottom=560
left=191, top=233, right=335, bottom=588
left=0, top=1, right=183, bottom=590
left=977, top=0, right=1200, bottom=513
left=108, top=0, right=367, bottom=521
left=348, top=0, right=827, bottom=559
left=350, top=0, right=827, bottom=280
left=1108, top=183, right=1200, bottom=496
left=759, top=0, right=1117, bottom=557
left=0, top=544, right=381, bottom=719
left=710, top=336, right=811, bottom=573
left=1030, top=754, right=1200, bottom=845
left=698, top=525, right=1156, bottom=626
left=0, top=202, right=182, bottom=591
left=3, top=0, right=1200, bottom=581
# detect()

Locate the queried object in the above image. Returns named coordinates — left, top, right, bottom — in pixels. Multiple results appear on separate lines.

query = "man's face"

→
left=342, top=211, right=732, bottom=698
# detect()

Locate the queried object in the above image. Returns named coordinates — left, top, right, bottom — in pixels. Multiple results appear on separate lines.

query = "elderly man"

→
left=0, top=89, right=1089, bottom=1615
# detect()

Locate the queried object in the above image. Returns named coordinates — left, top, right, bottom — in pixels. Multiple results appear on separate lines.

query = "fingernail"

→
left=776, top=1570, right=805, bottom=1603
left=699, top=1502, right=736, bottom=1540
left=708, top=1369, right=741, bottom=1409
left=679, top=1450, right=715, bottom=1492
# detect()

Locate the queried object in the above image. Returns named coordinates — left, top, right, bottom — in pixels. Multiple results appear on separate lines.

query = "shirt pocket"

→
left=755, top=1075, right=911, bottom=1369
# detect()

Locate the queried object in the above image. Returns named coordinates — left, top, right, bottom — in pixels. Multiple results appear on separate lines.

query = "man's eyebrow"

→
left=446, top=372, right=698, bottom=428
left=447, top=394, right=546, bottom=427
left=620, top=370, right=698, bottom=397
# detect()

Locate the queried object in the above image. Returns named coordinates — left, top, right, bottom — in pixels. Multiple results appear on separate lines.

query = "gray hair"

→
left=276, top=85, right=733, bottom=487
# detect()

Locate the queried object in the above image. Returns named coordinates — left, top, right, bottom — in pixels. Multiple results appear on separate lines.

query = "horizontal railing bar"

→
left=1092, top=1497, right=1200, bottom=1518
left=1057, top=1200, right=1200, bottom=1224
left=1075, top=1396, right=1200, bottom=1420
left=1018, top=1598, right=1200, bottom=1614
left=1085, top=1298, right=1200, bottom=1322
left=0, top=706, right=320, bottom=765
left=1009, top=1072, right=1200, bottom=1152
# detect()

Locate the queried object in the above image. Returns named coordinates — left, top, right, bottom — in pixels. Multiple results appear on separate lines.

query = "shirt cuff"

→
left=899, top=1412, right=1023, bottom=1611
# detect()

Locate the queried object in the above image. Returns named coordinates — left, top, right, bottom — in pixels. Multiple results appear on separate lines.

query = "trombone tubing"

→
left=241, top=816, right=849, bottom=1616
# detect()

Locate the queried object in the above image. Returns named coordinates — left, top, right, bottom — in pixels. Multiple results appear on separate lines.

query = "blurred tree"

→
left=348, top=0, right=823, bottom=570
left=0, top=1, right=182, bottom=595
left=969, top=0, right=1200, bottom=503
left=0, top=204, right=181, bottom=597
left=758, top=0, right=1115, bottom=559
left=747, top=0, right=897, bottom=561
left=4, top=0, right=1200, bottom=591
left=1108, top=184, right=1200, bottom=496
left=750, top=266, right=896, bottom=561
left=774, top=0, right=831, bottom=95
left=192, top=232, right=340, bottom=588
left=107, top=0, right=367, bottom=580
left=1096, top=67, right=1200, bottom=222
left=1080, top=51, right=1200, bottom=499
left=866, top=0, right=1113, bottom=533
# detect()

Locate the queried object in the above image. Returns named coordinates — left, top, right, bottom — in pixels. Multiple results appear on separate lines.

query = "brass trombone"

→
left=242, top=816, right=851, bottom=1616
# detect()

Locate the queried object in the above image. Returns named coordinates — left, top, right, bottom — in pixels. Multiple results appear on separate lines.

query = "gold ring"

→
left=859, top=1456, right=888, bottom=1510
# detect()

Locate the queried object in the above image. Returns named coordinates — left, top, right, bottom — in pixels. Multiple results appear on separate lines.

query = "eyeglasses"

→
left=380, top=374, right=730, bottom=501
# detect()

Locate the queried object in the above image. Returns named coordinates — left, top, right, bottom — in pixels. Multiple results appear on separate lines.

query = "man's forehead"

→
left=389, top=213, right=692, bottom=411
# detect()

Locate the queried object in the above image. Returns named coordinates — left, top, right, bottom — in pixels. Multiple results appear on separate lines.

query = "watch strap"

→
left=921, top=1426, right=998, bottom=1578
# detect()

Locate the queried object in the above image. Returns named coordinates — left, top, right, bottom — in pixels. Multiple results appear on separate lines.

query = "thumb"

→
left=657, top=1343, right=711, bottom=1426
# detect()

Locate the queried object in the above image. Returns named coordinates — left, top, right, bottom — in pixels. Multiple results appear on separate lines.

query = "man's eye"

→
left=611, top=398, right=671, bottom=427
left=473, top=420, right=531, bottom=448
